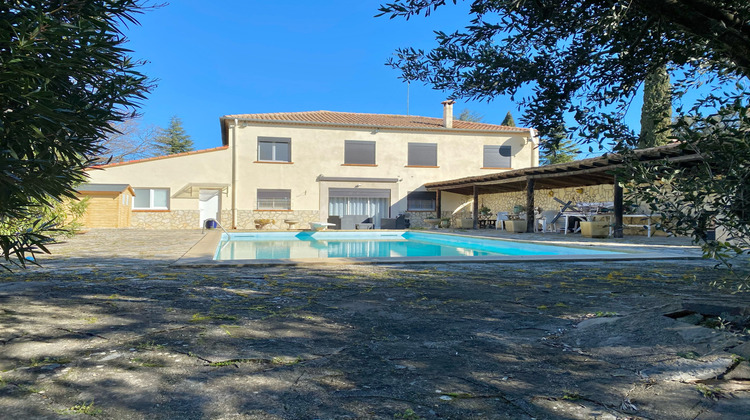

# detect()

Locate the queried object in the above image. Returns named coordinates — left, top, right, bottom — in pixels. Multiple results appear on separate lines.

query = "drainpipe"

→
left=231, top=118, right=238, bottom=229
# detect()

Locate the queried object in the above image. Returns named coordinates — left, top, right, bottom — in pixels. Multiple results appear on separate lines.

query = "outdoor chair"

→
left=536, top=210, right=562, bottom=233
left=495, top=212, right=510, bottom=230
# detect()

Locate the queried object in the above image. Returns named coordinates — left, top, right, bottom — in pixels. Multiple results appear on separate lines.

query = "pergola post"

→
left=613, top=176, right=624, bottom=238
left=472, top=186, right=479, bottom=229
left=436, top=190, right=442, bottom=219
left=526, top=178, right=535, bottom=233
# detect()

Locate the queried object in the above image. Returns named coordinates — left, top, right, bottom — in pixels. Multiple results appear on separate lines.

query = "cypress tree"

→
left=639, top=66, right=672, bottom=148
left=501, top=111, right=516, bottom=127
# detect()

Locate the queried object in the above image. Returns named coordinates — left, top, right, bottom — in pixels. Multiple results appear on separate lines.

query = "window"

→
left=407, top=142, right=438, bottom=167
left=344, top=140, right=376, bottom=165
left=483, top=145, right=512, bottom=168
left=407, top=191, right=436, bottom=211
left=133, top=188, right=169, bottom=210
left=257, top=137, right=291, bottom=162
left=257, top=189, right=291, bottom=210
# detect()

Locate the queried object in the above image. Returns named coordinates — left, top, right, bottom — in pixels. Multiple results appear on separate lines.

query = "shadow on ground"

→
left=0, top=230, right=748, bottom=419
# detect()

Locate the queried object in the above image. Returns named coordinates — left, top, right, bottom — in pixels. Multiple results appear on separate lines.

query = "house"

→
left=83, top=101, right=539, bottom=229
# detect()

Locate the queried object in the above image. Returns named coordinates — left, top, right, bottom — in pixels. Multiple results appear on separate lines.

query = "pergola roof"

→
left=425, top=143, right=701, bottom=195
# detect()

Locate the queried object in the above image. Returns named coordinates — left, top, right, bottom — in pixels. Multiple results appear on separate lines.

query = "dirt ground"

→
left=0, top=230, right=748, bottom=419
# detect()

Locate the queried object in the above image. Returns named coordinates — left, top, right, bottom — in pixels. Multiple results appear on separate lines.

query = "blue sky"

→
left=122, top=1, right=534, bottom=150
left=123, top=1, right=651, bottom=153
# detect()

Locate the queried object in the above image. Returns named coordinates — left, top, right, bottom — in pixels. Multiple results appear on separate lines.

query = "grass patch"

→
left=135, top=340, right=166, bottom=351
left=696, top=384, right=724, bottom=400
left=67, top=401, right=102, bottom=416
left=190, top=312, right=238, bottom=323
left=29, top=356, right=72, bottom=367
left=561, top=390, right=583, bottom=401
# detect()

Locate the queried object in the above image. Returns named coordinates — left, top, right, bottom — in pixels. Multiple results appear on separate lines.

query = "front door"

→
left=199, top=190, right=221, bottom=228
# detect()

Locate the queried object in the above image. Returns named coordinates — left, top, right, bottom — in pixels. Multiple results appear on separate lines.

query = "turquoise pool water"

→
left=214, top=231, right=625, bottom=261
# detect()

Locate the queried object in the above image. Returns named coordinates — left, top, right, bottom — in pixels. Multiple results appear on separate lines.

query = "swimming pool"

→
left=214, top=231, right=626, bottom=261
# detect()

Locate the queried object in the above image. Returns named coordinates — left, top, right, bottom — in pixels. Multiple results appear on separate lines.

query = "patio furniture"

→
left=536, top=210, right=562, bottom=233
left=381, top=218, right=397, bottom=229
left=356, top=222, right=374, bottom=230
left=424, top=218, right=441, bottom=229
left=310, top=222, right=336, bottom=231
left=284, top=219, right=299, bottom=230
left=495, top=212, right=509, bottom=230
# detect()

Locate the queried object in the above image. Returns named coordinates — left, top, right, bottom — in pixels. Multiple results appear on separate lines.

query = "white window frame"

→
left=257, top=137, right=291, bottom=162
left=133, top=188, right=170, bottom=210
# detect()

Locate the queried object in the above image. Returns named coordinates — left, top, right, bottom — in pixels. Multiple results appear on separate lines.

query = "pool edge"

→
left=173, top=230, right=704, bottom=267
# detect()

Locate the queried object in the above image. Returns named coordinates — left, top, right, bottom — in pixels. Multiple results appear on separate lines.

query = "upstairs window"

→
left=407, top=191, right=437, bottom=211
left=344, top=140, right=376, bottom=165
left=483, top=145, right=512, bottom=168
left=133, top=188, right=169, bottom=210
left=257, top=137, right=291, bottom=162
left=407, top=142, right=438, bottom=167
left=257, top=189, right=291, bottom=210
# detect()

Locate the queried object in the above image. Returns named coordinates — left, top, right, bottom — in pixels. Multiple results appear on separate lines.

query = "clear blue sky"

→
left=121, top=1, right=532, bottom=150
left=122, top=1, right=645, bottom=153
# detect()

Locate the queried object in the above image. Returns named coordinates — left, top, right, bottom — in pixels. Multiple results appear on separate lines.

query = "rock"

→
left=640, top=357, right=734, bottom=382
left=724, top=361, right=750, bottom=381
left=729, top=341, right=750, bottom=359
left=575, top=316, right=620, bottom=330
left=675, top=313, right=704, bottom=325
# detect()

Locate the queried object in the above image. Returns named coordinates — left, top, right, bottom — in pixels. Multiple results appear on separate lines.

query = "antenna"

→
left=407, top=81, right=410, bottom=116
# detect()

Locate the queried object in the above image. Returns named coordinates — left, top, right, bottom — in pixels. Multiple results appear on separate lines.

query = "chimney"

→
left=441, top=100, right=455, bottom=128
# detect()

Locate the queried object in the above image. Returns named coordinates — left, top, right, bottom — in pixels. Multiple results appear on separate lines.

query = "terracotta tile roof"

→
left=223, top=111, right=530, bottom=132
left=87, top=146, right=229, bottom=170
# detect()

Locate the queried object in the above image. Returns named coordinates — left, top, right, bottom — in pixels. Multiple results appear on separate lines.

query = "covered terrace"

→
left=426, top=143, right=702, bottom=237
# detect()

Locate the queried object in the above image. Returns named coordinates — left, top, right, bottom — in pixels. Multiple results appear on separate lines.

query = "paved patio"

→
left=0, top=229, right=747, bottom=419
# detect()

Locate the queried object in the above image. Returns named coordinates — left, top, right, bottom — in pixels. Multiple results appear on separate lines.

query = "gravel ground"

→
left=0, top=229, right=748, bottom=419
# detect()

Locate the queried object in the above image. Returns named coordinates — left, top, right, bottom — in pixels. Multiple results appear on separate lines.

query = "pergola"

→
left=425, top=143, right=702, bottom=237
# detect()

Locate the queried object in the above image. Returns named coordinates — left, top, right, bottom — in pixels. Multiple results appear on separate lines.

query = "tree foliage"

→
left=152, top=116, right=194, bottom=156
left=457, top=108, right=484, bottom=122
left=379, top=0, right=750, bottom=283
left=0, top=1, right=154, bottom=269
left=501, top=111, right=515, bottom=127
left=639, top=65, right=672, bottom=148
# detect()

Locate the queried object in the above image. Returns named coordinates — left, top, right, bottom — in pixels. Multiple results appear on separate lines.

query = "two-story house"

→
left=83, top=101, right=539, bottom=229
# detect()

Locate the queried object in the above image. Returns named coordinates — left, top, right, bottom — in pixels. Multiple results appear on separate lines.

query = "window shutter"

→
left=345, top=141, right=376, bottom=164
left=329, top=188, right=390, bottom=198
left=408, top=143, right=438, bottom=166
left=483, top=145, right=512, bottom=168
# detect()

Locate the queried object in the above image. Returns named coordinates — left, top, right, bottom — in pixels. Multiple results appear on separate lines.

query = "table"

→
left=478, top=219, right=496, bottom=229
left=561, top=213, right=653, bottom=237
left=355, top=223, right=374, bottom=230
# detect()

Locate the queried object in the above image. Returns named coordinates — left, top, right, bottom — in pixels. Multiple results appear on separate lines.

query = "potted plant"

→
left=479, top=205, right=491, bottom=217
left=440, top=217, right=451, bottom=228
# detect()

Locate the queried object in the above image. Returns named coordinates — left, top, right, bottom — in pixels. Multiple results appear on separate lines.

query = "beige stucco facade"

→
left=85, top=109, right=539, bottom=229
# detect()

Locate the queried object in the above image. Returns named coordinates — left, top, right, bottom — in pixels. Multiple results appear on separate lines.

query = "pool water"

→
left=214, top=231, right=624, bottom=261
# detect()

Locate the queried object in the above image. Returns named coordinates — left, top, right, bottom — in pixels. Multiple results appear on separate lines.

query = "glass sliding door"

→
left=328, top=188, right=390, bottom=228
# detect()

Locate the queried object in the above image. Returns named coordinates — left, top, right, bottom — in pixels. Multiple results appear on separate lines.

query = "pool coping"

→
left=173, top=230, right=704, bottom=267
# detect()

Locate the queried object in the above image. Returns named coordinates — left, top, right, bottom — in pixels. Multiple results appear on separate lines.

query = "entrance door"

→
left=199, top=190, right=221, bottom=228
